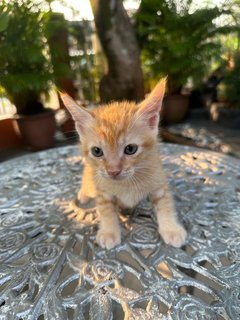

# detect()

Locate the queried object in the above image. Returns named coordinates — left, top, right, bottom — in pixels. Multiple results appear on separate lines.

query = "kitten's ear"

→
left=137, top=77, right=166, bottom=129
left=59, top=92, right=94, bottom=136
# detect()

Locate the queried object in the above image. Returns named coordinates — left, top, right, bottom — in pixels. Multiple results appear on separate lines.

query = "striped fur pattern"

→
left=60, top=79, right=187, bottom=249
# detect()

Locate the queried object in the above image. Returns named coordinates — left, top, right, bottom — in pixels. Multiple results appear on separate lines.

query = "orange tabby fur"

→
left=60, top=79, right=187, bottom=249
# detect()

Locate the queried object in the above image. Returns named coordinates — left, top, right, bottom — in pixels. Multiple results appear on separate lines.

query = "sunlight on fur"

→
left=60, top=78, right=187, bottom=249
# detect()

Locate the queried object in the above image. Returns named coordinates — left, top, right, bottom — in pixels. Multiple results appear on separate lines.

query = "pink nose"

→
left=107, top=170, right=121, bottom=178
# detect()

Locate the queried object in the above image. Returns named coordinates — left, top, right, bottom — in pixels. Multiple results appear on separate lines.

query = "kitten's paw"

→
left=77, top=189, right=90, bottom=204
left=96, top=229, right=121, bottom=249
left=159, top=223, right=187, bottom=248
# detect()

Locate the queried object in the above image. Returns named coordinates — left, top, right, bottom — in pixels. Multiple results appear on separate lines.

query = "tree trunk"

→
left=47, top=13, right=78, bottom=136
left=47, top=13, right=78, bottom=104
left=91, top=0, right=144, bottom=102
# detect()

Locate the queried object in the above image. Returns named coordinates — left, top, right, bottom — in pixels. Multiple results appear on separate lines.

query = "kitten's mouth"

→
left=101, top=171, right=132, bottom=181
left=106, top=174, right=126, bottom=181
left=109, top=175, right=126, bottom=181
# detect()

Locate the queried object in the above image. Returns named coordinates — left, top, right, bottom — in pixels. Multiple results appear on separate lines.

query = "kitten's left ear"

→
left=137, top=77, right=166, bottom=129
left=59, top=92, right=94, bottom=137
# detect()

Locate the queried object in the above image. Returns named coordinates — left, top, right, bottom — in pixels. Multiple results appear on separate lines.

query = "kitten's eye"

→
left=124, top=144, right=138, bottom=155
left=91, top=146, right=103, bottom=157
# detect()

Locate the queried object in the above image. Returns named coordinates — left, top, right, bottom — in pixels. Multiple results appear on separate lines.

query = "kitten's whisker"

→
left=129, top=176, right=139, bottom=199
left=131, top=175, right=144, bottom=200
left=135, top=170, right=158, bottom=176
left=134, top=166, right=158, bottom=172
left=134, top=166, right=160, bottom=173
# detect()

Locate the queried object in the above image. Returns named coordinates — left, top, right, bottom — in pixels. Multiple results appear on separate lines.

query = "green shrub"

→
left=0, top=0, right=52, bottom=115
left=136, top=0, right=233, bottom=94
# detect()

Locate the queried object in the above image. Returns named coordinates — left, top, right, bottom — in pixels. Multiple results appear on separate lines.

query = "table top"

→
left=0, top=143, right=239, bottom=320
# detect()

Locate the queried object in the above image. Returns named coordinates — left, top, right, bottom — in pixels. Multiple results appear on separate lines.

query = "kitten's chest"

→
left=97, top=169, right=162, bottom=208
left=116, top=188, right=144, bottom=208
left=107, top=181, right=150, bottom=208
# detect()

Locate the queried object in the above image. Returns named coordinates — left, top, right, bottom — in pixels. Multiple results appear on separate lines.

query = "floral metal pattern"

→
left=0, top=144, right=239, bottom=319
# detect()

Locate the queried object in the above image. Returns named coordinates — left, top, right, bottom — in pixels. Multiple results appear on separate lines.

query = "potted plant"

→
left=0, top=0, right=56, bottom=150
left=210, top=53, right=240, bottom=129
left=136, top=0, right=232, bottom=124
left=0, top=90, right=23, bottom=149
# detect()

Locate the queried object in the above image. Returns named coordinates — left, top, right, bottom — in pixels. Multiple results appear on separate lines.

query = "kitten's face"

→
left=81, top=104, right=156, bottom=181
left=60, top=78, right=166, bottom=181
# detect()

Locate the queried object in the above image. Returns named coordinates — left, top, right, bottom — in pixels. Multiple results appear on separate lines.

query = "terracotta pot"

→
left=56, top=90, right=77, bottom=138
left=16, top=110, right=56, bottom=150
left=61, top=114, right=76, bottom=138
left=0, top=117, right=24, bottom=148
left=161, top=94, right=189, bottom=124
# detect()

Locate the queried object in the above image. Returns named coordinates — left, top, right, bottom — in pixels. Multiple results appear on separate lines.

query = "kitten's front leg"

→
left=151, top=185, right=187, bottom=248
left=96, top=193, right=121, bottom=249
left=78, top=163, right=96, bottom=204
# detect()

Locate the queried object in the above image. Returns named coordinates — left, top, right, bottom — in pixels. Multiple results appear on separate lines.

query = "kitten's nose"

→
left=107, top=170, right=121, bottom=178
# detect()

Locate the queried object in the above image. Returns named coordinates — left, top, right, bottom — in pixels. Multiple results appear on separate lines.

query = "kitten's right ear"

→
left=59, top=93, right=94, bottom=136
left=137, top=77, right=166, bottom=131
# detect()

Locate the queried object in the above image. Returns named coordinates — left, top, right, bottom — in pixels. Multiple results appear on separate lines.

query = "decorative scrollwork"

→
left=0, top=212, right=24, bottom=227
left=228, top=237, right=240, bottom=261
left=0, top=230, right=26, bottom=252
left=85, top=259, right=124, bottom=284
left=32, top=243, right=61, bottom=266
left=128, top=223, right=159, bottom=247
left=170, top=296, right=215, bottom=319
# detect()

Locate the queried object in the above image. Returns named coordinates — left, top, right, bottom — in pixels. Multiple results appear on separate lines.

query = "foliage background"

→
left=0, top=0, right=240, bottom=108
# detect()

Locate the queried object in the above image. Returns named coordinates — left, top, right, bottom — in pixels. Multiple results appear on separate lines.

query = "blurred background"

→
left=0, top=0, right=240, bottom=161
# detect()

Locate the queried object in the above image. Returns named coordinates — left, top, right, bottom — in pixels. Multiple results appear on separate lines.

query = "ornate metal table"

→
left=0, top=144, right=240, bottom=320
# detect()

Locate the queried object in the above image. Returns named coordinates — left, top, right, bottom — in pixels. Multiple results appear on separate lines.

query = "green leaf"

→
left=0, top=11, right=9, bottom=32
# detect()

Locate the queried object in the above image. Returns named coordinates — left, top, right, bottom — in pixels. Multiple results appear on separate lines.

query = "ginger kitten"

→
left=60, top=79, right=187, bottom=249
